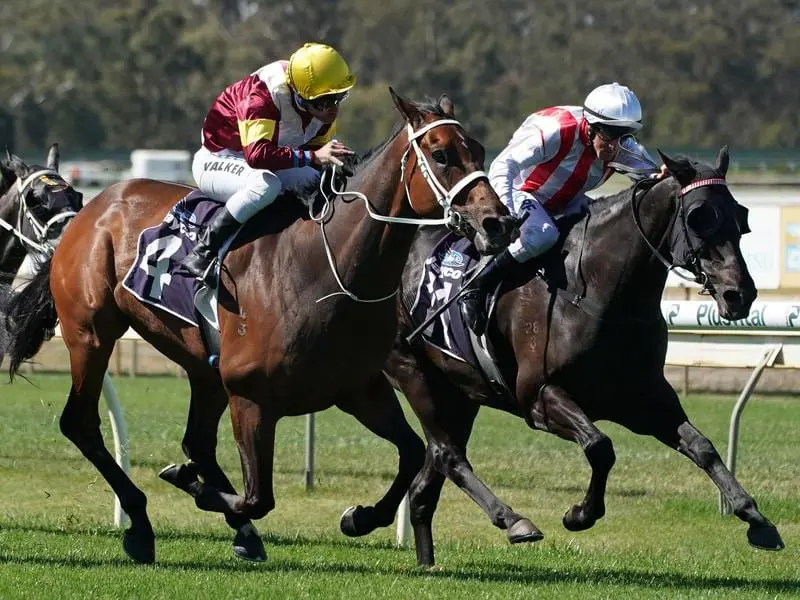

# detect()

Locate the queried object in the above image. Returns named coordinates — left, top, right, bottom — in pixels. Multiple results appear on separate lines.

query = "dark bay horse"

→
left=0, top=89, right=516, bottom=564
left=0, top=144, right=83, bottom=284
left=384, top=147, right=785, bottom=566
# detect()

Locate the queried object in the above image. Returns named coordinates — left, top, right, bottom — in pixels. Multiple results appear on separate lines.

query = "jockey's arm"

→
left=488, top=121, right=553, bottom=206
left=301, top=121, right=337, bottom=151
left=236, top=91, right=315, bottom=171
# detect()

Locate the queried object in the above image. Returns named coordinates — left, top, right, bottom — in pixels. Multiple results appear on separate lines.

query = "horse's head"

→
left=388, top=88, right=517, bottom=254
left=1, top=144, right=84, bottom=251
left=658, top=146, right=755, bottom=320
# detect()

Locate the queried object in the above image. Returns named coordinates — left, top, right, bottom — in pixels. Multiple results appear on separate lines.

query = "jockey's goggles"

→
left=300, top=91, right=350, bottom=111
left=593, top=124, right=637, bottom=141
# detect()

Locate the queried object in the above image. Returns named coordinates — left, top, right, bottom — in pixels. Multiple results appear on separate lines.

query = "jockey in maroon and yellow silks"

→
left=182, top=43, right=356, bottom=282
left=201, top=61, right=336, bottom=171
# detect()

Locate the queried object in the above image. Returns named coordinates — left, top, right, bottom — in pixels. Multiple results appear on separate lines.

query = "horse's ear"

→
left=389, top=86, right=423, bottom=127
left=4, top=151, right=26, bottom=177
left=715, top=145, right=729, bottom=177
left=438, top=94, right=455, bottom=118
left=0, top=159, right=12, bottom=186
left=47, top=143, right=60, bottom=171
left=657, top=148, right=695, bottom=186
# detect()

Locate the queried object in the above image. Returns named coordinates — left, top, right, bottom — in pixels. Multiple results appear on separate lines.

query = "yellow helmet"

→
left=287, top=43, right=356, bottom=101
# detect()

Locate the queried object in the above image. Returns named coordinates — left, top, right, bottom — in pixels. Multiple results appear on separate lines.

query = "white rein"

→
left=313, top=118, right=488, bottom=303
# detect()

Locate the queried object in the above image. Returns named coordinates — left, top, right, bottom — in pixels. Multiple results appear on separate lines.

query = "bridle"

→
left=0, top=169, right=79, bottom=255
left=312, top=117, right=490, bottom=303
left=631, top=175, right=728, bottom=291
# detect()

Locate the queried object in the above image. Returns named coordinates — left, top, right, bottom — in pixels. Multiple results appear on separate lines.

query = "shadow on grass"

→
left=0, top=524, right=796, bottom=593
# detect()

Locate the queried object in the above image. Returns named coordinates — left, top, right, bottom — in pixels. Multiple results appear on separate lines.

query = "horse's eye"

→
left=431, top=149, right=448, bottom=166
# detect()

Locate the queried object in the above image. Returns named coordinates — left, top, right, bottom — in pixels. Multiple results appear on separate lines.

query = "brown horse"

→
left=384, top=147, right=785, bottom=566
left=0, top=89, right=517, bottom=564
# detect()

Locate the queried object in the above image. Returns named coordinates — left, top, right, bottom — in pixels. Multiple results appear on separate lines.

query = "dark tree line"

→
left=1, top=0, right=798, bottom=154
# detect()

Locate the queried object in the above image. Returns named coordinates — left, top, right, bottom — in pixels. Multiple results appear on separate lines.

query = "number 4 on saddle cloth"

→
left=121, top=184, right=330, bottom=364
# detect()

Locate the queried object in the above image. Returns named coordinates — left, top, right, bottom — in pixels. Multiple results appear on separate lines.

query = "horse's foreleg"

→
left=61, top=339, right=155, bottom=564
left=627, top=381, right=784, bottom=551
left=158, top=374, right=266, bottom=561
left=673, top=422, right=783, bottom=550
left=536, top=384, right=616, bottom=531
left=399, top=363, right=542, bottom=561
left=335, top=374, right=426, bottom=538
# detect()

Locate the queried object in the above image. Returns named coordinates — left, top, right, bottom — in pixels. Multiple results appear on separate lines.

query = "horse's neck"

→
left=320, top=138, right=419, bottom=297
left=575, top=184, right=677, bottom=310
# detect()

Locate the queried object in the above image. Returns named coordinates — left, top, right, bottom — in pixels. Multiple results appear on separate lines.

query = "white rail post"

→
left=719, top=343, right=781, bottom=515
left=396, top=493, right=411, bottom=546
left=102, top=372, right=131, bottom=527
left=304, top=413, right=315, bottom=491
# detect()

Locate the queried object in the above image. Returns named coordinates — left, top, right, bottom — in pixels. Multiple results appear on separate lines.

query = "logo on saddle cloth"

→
left=122, top=190, right=223, bottom=328
left=410, top=233, right=480, bottom=363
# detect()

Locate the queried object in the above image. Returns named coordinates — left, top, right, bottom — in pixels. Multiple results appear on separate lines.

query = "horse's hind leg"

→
left=60, top=328, right=155, bottom=564
left=336, top=374, right=426, bottom=538
left=623, top=379, right=784, bottom=551
left=186, top=391, right=278, bottom=523
left=406, top=447, right=446, bottom=566
left=158, top=372, right=266, bottom=561
left=535, top=384, right=616, bottom=531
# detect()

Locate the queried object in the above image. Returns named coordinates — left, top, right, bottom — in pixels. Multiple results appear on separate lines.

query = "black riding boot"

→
left=181, top=207, right=241, bottom=282
left=459, top=248, right=517, bottom=336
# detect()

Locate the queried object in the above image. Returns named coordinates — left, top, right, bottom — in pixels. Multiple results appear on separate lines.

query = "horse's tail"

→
left=0, top=256, right=57, bottom=379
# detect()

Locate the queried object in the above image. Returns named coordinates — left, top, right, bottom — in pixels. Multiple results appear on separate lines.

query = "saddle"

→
left=121, top=164, right=354, bottom=365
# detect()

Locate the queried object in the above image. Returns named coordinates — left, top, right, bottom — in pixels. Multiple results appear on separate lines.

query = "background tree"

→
left=1, top=0, right=797, bottom=154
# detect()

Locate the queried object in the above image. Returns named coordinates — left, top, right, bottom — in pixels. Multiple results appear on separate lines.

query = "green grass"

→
left=0, top=374, right=798, bottom=599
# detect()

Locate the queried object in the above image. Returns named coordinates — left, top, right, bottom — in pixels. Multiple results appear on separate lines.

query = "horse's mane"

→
left=586, top=153, right=708, bottom=218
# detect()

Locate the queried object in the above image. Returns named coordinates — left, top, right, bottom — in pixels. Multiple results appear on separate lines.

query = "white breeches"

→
left=192, top=146, right=320, bottom=223
left=505, top=191, right=588, bottom=262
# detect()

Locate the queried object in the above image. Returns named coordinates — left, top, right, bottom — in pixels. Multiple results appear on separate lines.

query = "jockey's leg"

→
left=459, top=248, right=516, bottom=336
left=183, top=149, right=282, bottom=281
left=181, top=206, right=242, bottom=281
left=460, top=192, right=558, bottom=335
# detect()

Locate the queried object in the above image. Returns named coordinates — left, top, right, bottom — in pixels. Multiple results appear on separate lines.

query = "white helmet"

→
left=583, top=82, right=642, bottom=132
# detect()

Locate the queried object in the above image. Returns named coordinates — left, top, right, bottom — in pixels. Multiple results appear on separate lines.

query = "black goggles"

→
left=301, top=92, right=350, bottom=111
left=593, top=124, right=637, bottom=141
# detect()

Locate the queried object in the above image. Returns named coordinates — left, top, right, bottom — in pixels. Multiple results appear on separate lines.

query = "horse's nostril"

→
left=723, top=289, right=743, bottom=306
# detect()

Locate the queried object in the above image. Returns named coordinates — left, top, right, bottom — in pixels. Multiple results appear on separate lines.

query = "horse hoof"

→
left=232, top=529, right=267, bottom=562
left=340, top=505, right=376, bottom=537
left=507, top=518, right=544, bottom=544
left=562, top=504, right=597, bottom=532
left=158, top=463, right=199, bottom=495
left=122, top=526, right=155, bottom=564
left=747, top=523, right=785, bottom=551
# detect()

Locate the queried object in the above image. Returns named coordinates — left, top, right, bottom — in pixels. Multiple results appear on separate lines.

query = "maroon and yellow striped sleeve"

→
left=235, top=77, right=314, bottom=170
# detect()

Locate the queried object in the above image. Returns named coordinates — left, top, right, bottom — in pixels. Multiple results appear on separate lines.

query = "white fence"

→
left=61, top=300, right=800, bottom=538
